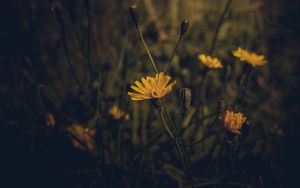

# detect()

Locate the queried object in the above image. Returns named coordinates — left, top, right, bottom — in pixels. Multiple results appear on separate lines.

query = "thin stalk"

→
left=95, top=69, right=105, bottom=162
left=85, top=0, right=94, bottom=79
left=178, top=109, right=188, bottom=136
left=208, top=0, right=234, bottom=55
left=165, top=35, right=182, bottom=73
left=183, top=115, right=218, bottom=147
left=56, top=14, right=82, bottom=90
left=158, top=107, right=194, bottom=187
left=161, top=98, right=179, bottom=135
left=184, top=99, right=222, bottom=147
left=200, top=70, right=208, bottom=106
left=175, top=137, right=194, bottom=187
left=135, top=26, right=159, bottom=73
left=37, top=85, right=47, bottom=114
left=158, top=108, right=176, bottom=142
left=234, top=67, right=253, bottom=109
left=117, top=124, right=123, bottom=166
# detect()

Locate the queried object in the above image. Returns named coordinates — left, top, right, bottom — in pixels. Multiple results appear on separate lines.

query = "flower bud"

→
left=129, top=4, right=139, bottom=27
left=180, top=88, right=192, bottom=110
left=180, top=20, right=189, bottom=36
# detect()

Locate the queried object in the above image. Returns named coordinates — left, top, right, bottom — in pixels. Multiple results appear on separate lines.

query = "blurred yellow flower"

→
left=66, top=124, right=96, bottom=151
left=198, top=54, right=223, bottom=69
left=45, top=113, right=56, bottom=127
left=128, top=72, right=176, bottom=100
left=232, top=47, right=267, bottom=67
left=224, top=111, right=246, bottom=133
left=109, top=105, right=129, bottom=120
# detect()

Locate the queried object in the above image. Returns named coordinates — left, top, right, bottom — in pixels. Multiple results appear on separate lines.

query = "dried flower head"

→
left=224, top=111, right=246, bottom=133
left=232, top=47, right=267, bottom=67
left=109, top=105, right=129, bottom=120
left=128, top=72, right=176, bottom=100
left=198, top=54, right=223, bottom=69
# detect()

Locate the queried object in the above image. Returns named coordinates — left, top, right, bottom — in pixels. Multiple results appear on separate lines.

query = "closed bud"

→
left=129, top=4, right=139, bottom=27
left=180, top=20, right=189, bottom=36
left=180, top=88, right=192, bottom=110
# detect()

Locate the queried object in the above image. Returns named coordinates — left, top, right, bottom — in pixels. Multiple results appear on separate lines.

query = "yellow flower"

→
left=66, top=124, right=96, bottom=152
left=232, top=47, right=267, bottom=67
left=224, top=111, right=246, bottom=133
left=109, top=105, right=129, bottom=120
left=198, top=54, right=223, bottom=69
left=45, top=113, right=56, bottom=128
left=128, top=72, right=176, bottom=100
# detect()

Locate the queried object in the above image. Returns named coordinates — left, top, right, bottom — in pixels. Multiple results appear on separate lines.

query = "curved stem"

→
left=158, top=108, right=176, bottom=142
left=56, top=14, right=82, bottom=90
left=161, top=98, right=179, bottom=136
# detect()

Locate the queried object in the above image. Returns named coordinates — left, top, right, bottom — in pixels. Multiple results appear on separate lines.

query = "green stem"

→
left=161, top=98, right=179, bottom=135
left=135, top=26, right=159, bottom=73
left=165, top=35, right=182, bottom=74
left=158, top=108, right=176, bottom=142
left=158, top=107, right=194, bottom=187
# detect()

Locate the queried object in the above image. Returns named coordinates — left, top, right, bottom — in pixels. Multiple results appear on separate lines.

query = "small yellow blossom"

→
left=232, top=47, right=267, bottom=67
left=45, top=113, right=56, bottom=127
left=128, top=72, right=176, bottom=100
left=224, top=111, right=246, bottom=133
left=198, top=54, right=223, bottom=69
left=66, top=124, right=96, bottom=151
left=109, top=105, right=129, bottom=120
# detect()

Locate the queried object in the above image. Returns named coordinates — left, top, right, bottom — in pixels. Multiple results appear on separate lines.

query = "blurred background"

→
left=0, top=0, right=299, bottom=187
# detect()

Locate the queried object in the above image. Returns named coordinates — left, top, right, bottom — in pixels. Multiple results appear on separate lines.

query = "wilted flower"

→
left=198, top=54, right=223, bottom=69
left=224, top=111, right=246, bottom=133
left=232, top=47, right=267, bottom=67
left=128, top=72, right=176, bottom=101
left=67, top=124, right=96, bottom=151
left=109, top=105, right=129, bottom=121
left=45, top=113, right=56, bottom=127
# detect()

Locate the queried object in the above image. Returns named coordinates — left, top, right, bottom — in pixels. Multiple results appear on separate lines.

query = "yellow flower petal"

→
left=198, top=54, right=223, bottom=69
left=128, top=72, right=176, bottom=101
left=232, top=47, right=267, bottom=67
